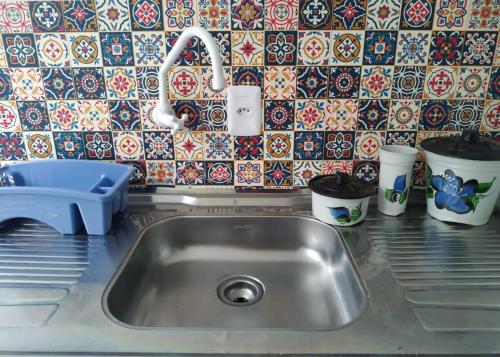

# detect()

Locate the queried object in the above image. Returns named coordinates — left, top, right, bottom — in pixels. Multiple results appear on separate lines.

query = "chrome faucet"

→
left=153, top=27, right=226, bottom=134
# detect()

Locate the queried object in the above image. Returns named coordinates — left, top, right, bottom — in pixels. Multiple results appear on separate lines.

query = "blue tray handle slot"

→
left=88, top=175, right=115, bottom=195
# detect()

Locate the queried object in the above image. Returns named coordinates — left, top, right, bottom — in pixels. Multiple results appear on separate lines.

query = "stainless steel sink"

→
left=104, top=216, right=367, bottom=330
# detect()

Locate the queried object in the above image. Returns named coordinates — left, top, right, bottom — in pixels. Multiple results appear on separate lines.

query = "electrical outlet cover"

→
left=227, top=86, right=262, bottom=136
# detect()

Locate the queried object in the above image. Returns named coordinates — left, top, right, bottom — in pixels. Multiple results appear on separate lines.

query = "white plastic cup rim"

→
left=380, top=145, right=418, bottom=165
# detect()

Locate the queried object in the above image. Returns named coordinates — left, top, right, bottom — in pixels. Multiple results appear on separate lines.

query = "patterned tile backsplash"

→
left=0, top=0, right=498, bottom=187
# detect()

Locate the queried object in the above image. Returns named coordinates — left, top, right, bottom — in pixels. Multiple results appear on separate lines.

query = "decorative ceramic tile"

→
left=354, top=131, right=385, bottom=160
left=234, top=135, right=264, bottom=159
left=17, top=101, right=50, bottom=131
left=419, top=99, right=451, bottom=130
left=488, top=66, right=500, bottom=99
left=112, top=131, right=145, bottom=160
left=265, top=0, right=298, bottom=30
left=363, top=31, right=397, bottom=65
left=296, top=66, right=328, bottom=98
left=264, top=100, right=294, bottom=130
left=366, top=0, right=402, bottom=29
left=324, top=131, right=355, bottom=160
left=73, top=68, right=106, bottom=99
left=2, top=34, right=38, bottom=67
left=388, top=99, right=420, bottom=130
left=137, top=67, right=159, bottom=99
left=205, top=131, right=233, bottom=160
left=176, top=160, right=205, bottom=185
left=322, top=160, right=353, bottom=174
left=400, top=0, right=435, bottom=29
left=429, top=31, right=464, bottom=65
left=173, top=100, right=203, bottom=129
left=0, top=131, right=26, bottom=160
left=123, top=160, right=147, bottom=185
left=328, top=66, right=361, bottom=98
left=232, top=31, right=264, bottom=66
left=166, top=31, right=199, bottom=66
left=109, top=100, right=141, bottom=130
left=164, top=0, right=197, bottom=30
left=298, top=31, right=330, bottom=66
left=34, top=33, right=70, bottom=67
left=298, top=0, right=332, bottom=30
left=199, top=0, right=230, bottom=30
left=360, top=66, right=393, bottom=99
left=139, top=100, right=162, bottom=130
left=77, top=100, right=111, bottom=131
left=264, top=160, right=292, bottom=186
left=0, top=69, right=12, bottom=100
left=129, top=0, right=163, bottom=30
left=53, top=132, right=85, bottom=159
left=206, top=161, right=234, bottom=185
left=83, top=131, right=115, bottom=159
left=294, top=131, right=324, bottom=159
left=456, top=67, right=490, bottom=98
left=357, top=99, right=389, bottom=130
left=324, top=99, right=358, bottom=130
left=101, top=32, right=135, bottom=66
left=23, top=131, right=55, bottom=160
left=264, top=131, right=293, bottom=160
left=29, top=1, right=65, bottom=32
left=461, top=31, right=497, bottom=65
left=264, top=66, right=296, bottom=100
left=433, top=0, right=469, bottom=29
left=423, top=66, right=459, bottom=99
left=143, top=131, right=174, bottom=159
left=235, top=160, right=264, bottom=186
left=468, top=0, right=499, bottom=30
left=264, top=31, right=297, bottom=65
left=42, top=68, right=75, bottom=101
left=201, top=67, right=232, bottom=99
left=295, top=99, right=325, bottom=130
left=449, top=99, right=483, bottom=130
left=481, top=100, right=499, bottom=130
left=330, top=31, right=363, bottom=66
left=201, top=100, right=227, bottom=130
left=332, top=0, right=367, bottom=30
left=391, top=66, right=426, bottom=99
left=232, top=0, right=264, bottom=30
left=105, top=67, right=138, bottom=100
left=173, top=130, right=204, bottom=160
left=69, top=33, right=102, bottom=67
left=200, top=32, right=231, bottom=65
left=168, top=67, right=200, bottom=99
left=232, top=66, right=264, bottom=87
left=63, top=0, right=98, bottom=32
left=386, top=130, right=416, bottom=146
left=293, top=160, right=322, bottom=186
left=47, top=100, right=79, bottom=131
left=353, top=160, right=379, bottom=184
left=0, top=40, right=7, bottom=67
left=0, top=101, right=20, bottom=132
left=396, top=31, right=431, bottom=65
left=0, top=1, right=33, bottom=33
left=96, top=0, right=131, bottom=31
left=146, top=161, right=175, bottom=185
left=10, top=68, right=45, bottom=101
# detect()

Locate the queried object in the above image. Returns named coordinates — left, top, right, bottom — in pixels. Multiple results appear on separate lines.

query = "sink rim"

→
left=102, top=214, right=370, bottom=331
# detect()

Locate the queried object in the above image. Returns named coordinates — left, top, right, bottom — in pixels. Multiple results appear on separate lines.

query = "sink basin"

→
left=104, top=216, right=367, bottom=330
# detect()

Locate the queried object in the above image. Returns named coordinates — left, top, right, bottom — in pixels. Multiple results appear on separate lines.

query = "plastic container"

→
left=0, top=161, right=134, bottom=235
left=377, top=145, right=418, bottom=216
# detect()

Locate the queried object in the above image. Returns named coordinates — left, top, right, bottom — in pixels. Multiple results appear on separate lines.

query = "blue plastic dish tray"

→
left=0, top=161, right=134, bottom=235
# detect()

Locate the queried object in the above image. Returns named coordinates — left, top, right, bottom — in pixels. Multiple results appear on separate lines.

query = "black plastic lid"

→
left=421, top=130, right=500, bottom=161
left=308, top=173, right=374, bottom=199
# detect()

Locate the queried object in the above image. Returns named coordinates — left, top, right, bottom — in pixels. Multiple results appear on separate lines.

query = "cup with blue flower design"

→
left=377, top=145, right=418, bottom=216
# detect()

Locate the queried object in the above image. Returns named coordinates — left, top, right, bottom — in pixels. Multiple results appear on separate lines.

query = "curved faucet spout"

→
left=154, top=27, right=226, bottom=134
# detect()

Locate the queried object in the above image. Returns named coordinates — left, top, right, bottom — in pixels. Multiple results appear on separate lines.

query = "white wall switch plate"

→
left=227, top=85, right=261, bottom=136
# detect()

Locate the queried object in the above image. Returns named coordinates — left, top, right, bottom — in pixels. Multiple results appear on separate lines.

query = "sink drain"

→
left=217, top=275, right=264, bottom=307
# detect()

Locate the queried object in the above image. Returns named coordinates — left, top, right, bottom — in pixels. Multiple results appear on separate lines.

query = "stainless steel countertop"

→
left=0, top=189, right=499, bottom=356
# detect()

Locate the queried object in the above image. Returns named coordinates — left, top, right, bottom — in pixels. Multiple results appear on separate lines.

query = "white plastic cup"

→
left=378, top=145, right=418, bottom=216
